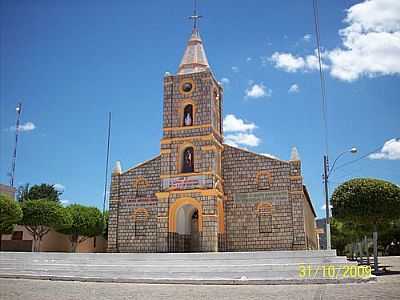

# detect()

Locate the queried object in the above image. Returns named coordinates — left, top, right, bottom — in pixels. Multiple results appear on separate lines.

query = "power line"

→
left=312, top=0, right=329, bottom=156
left=334, top=138, right=399, bottom=172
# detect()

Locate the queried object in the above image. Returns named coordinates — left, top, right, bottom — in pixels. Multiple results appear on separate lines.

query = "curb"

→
left=0, top=274, right=377, bottom=285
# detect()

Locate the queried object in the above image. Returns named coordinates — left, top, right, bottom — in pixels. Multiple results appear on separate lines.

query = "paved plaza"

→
left=0, top=273, right=399, bottom=300
left=0, top=251, right=362, bottom=284
left=0, top=256, right=399, bottom=299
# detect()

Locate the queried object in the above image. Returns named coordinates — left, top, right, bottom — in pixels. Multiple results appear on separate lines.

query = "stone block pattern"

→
left=163, top=71, right=220, bottom=132
left=108, top=156, right=161, bottom=253
left=222, top=145, right=309, bottom=251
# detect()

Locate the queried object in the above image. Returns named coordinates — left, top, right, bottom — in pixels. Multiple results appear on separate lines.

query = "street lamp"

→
left=324, top=147, right=358, bottom=250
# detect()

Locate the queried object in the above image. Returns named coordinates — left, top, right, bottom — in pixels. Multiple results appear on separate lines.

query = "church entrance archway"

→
left=176, top=204, right=200, bottom=252
left=169, top=197, right=202, bottom=252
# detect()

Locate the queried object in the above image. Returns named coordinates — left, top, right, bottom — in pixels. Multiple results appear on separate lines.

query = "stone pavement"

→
left=0, top=250, right=367, bottom=284
left=0, top=256, right=399, bottom=299
left=0, top=275, right=399, bottom=300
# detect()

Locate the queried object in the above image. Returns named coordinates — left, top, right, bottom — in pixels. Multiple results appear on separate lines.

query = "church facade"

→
left=107, top=25, right=318, bottom=253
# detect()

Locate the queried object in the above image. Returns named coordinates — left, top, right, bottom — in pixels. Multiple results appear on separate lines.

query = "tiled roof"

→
left=177, top=29, right=210, bottom=75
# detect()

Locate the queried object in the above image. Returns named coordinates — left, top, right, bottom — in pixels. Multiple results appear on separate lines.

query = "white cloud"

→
left=232, top=66, right=240, bottom=73
left=321, top=204, right=333, bottom=211
left=220, top=77, right=230, bottom=86
left=269, top=51, right=328, bottom=73
left=303, top=34, right=312, bottom=42
left=60, top=199, right=70, bottom=205
left=328, top=0, right=400, bottom=81
left=269, top=0, right=400, bottom=81
left=10, top=121, right=36, bottom=132
left=225, top=133, right=260, bottom=147
left=246, top=57, right=252, bottom=62
left=260, top=153, right=279, bottom=159
left=223, top=114, right=256, bottom=132
left=245, top=83, right=271, bottom=99
left=288, top=83, right=300, bottom=93
left=269, top=52, right=306, bottom=72
left=53, top=183, right=65, bottom=192
left=223, top=114, right=261, bottom=148
left=369, top=138, right=400, bottom=160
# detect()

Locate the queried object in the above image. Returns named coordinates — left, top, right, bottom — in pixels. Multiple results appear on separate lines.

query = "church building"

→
left=107, top=14, right=317, bottom=253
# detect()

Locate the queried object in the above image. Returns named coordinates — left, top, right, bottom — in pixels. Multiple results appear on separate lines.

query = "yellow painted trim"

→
left=217, top=199, right=225, bottom=233
left=179, top=78, right=195, bottom=96
left=169, top=197, right=203, bottom=232
left=176, top=142, right=195, bottom=174
left=200, top=188, right=224, bottom=197
left=201, top=145, right=218, bottom=151
left=160, top=149, right=171, bottom=154
left=289, top=190, right=304, bottom=194
left=155, top=192, right=170, bottom=200
left=160, top=171, right=223, bottom=182
left=163, top=124, right=211, bottom=132
left=256, top=202, right=272, bottom=212
left=179, top=99, right=197, bottom=127
left=256, top=171, right=273, bottom=189
left=160, top=134, right=223, bottom=148
left=133, top=208, right=149, bottom=220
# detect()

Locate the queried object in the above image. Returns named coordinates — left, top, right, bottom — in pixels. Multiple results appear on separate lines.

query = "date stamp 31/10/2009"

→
left=299, top=265, right=372, bottom=279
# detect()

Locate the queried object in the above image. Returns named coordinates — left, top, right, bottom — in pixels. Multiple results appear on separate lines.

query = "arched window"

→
left=182, top=147, right=194, bottom=173
left=133, top=208, right=148, bottom=237
left=258, top=203, right=273, bottom=233
left=183, top=104, right=193, bottom=126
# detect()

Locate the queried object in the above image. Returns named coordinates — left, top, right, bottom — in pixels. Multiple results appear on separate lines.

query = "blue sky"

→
left=1, top=0, right=399, bottom=217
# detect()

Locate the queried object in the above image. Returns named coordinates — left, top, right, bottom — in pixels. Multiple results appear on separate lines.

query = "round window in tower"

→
left=182, top=82, right=193, bottom=93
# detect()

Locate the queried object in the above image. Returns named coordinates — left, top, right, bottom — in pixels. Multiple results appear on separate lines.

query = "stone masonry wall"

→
left=222, top=145, right=308, bottom=251
left=108, top=156, right=161, bottom=253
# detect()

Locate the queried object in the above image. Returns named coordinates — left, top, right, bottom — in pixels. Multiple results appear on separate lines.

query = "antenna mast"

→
left=10, top=102, right=22, bottom=187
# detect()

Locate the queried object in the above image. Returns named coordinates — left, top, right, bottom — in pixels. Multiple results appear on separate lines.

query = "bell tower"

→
left=156, top=3, right=225, bottom=252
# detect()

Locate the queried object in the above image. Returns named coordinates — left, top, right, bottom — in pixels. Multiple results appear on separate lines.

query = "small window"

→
left=134, top=209, right=148, bottom=237
left=134, top=177, right=148, bottom=198
left=258, top=204, right=273, bottom=233
left=257, top=171, right=272, bottom=190
left=182, top=147, right=194, bottom=173
left=183, top=104, right=193, bottom=126
left=12, top=231, right=23, bottom=240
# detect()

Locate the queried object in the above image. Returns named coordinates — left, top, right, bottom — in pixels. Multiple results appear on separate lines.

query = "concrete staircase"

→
left=0, top=250, right=374, bottom=284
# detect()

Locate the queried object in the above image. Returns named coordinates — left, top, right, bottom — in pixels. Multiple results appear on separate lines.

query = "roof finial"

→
left=189, top=0, right=202, bottom=31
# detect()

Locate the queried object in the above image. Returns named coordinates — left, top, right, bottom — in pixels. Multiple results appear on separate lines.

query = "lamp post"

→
left=324, top=147, right=357, bottom=250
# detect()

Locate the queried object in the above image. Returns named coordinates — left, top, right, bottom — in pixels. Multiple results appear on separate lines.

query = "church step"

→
left=0, top=251, right=372, bottom=284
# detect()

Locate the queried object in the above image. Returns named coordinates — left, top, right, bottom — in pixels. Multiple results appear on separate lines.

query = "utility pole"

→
left=102, top=112, right=112, bottom=216
left=323, top=155, right=331, bottom=250
left=10, top=103, right=22, bottom=188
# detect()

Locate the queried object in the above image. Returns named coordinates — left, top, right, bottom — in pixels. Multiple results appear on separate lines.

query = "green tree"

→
left=0, top=194, right=23, bottom=250
left=16, top=183, right=30, bottom=203
left=19, top=184, right=62, bottom=203
left=20, top=199, right=64, bottom=251
left=57, top=204, right=104, bottom=252
left=331, top=178, right=400, bottom=272
left=103, top=211, right=109, bottom=240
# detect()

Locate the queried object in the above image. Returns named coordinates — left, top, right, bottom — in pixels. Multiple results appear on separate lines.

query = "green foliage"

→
left=103, top=211, right=109, bottom=240
left=0, top=193, right=23, bottom=235
left=16, top=183, right=30, bottom=203
left=331, top=178, right=400, bottom=226
left=57, top=204, right=104, bottom=251
left=18, top=184, right=62, bottom=203
left=20, top=199, right=63, bottom=228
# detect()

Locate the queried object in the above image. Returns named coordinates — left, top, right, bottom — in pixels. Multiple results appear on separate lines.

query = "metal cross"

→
left=188, top=0, right=202, bottom=30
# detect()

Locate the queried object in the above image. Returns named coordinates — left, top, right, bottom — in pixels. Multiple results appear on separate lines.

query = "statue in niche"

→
left=183, top=104, right=193, bottom=126
left=182, top=147, right=194, bottom=173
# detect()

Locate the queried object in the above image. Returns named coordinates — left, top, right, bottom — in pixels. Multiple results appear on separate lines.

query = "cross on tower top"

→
left=188, top=0, right=202, bottom=30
